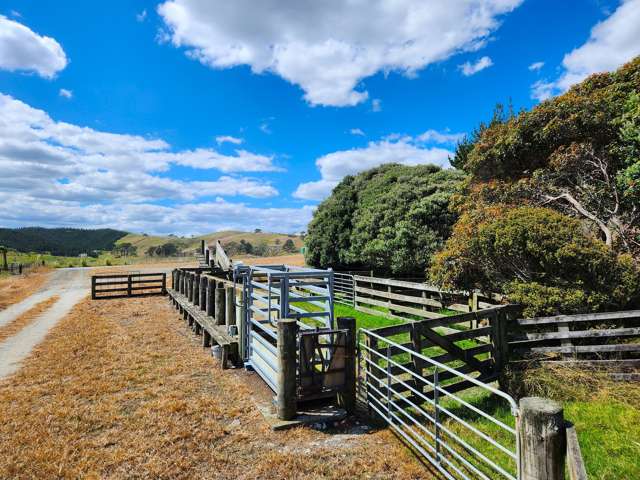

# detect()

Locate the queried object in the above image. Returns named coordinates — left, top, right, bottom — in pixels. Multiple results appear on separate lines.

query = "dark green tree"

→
left=305, top=164, right=465, bottom=275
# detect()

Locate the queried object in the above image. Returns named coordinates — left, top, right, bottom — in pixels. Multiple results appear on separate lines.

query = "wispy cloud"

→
left=349, top=128, right=365, bottom=136
left=371, top=99, right=382, bottom=112
left=215, top=135, right=243, bottom=145
left=528, top=61, right=544, bottom=71
left=459, top=56, right=493, bottom=76
left=136, top=9, right=147, bottom=22
left=59, top=88, right=73, bottom=99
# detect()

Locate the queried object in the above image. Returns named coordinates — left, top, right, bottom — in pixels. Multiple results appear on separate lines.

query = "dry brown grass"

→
left=0, top=295, right=431, bottom=479
left=0, top=268, right=51, bottom=311
left=0, top=295, right=59, bottom=342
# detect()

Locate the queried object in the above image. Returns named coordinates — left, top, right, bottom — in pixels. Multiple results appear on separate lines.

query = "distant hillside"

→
left=0, top=227, right=128, bottom=256
left=118, top=230, right=304, bottom=257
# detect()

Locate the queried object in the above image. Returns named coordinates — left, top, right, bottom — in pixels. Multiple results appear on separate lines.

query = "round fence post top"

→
left=278, top=318, right=298, bottom=326
left=520, top=396, right=563, bottom=415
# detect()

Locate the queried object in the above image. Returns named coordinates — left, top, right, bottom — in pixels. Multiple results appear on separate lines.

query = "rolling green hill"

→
left=116, top=230, right=304, bottom=256
left=0, top=227, right=128, bottom=256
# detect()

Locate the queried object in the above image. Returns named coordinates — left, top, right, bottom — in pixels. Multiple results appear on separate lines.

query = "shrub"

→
left=430, top=206, right=640, bottom=317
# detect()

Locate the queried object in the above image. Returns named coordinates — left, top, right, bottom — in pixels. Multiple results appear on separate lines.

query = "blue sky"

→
left=1, top=0, right=639, bottom=235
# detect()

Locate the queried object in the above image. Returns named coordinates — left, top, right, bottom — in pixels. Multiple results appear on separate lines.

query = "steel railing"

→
left=334, top=272, right=355, bottom=307
left=360, top=328, right=520, bottom=480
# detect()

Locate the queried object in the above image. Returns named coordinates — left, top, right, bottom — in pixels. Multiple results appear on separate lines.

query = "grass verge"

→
left=0, top=267, right=50, bottom=310
left=0, top=296, right=59, bottom=342
left=0, top=295, right=433, bottom=479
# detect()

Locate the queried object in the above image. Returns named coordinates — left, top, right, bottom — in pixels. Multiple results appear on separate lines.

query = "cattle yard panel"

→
left=360, top=327, right=520, bottom=480
left=91, top=272, right=167, bottom=299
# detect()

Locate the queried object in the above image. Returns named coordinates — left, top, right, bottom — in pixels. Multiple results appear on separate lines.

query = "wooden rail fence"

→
left=353, top=275, right=503, bottom=323
left=362, top=305, right=521, bottom=402
left=91, top=273, right=167, bottom=299
left=508, top=309, right=640, bottom=380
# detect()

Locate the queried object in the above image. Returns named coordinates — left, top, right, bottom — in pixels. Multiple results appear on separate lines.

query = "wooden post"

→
left=225, top=286, right=236, bottom=328
left=214, top=286, right=226, bottom=325
left=518, top=397, right=566, bottom=480
left=91, top=276, right=97, bottom=300
left=206, top=278, right=215, bottom=317
left=277, top=319, right=298, bottom=420
left=200, top=239, right=205, bottom=254
left=194, top=274, right=201, bottom=306
left=337, top=317, right=356, bottom=414
left=205, top=248, right=210, bottom=265
left=491, top=308, right=509, bottom=374
left=161, top=273, right=167, bottom=294
left=127, top=275, right=132, bottom=297
left=200, top=276, right=207, bottom=311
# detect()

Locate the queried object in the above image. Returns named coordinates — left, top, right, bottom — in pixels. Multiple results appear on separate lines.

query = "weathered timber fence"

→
left=352, top=275, right=503, bottom=321
left=91, top=272, right=167, bottom=299
left=508, top=309, right=640, bottom=380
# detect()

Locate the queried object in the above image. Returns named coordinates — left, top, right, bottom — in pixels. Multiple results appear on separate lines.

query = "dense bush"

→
left=430, top=207, right=640, bottom=317
left=433, top=56, right=640, bottom=316
left=305, top=164, right=465, bottom=275
left=456, top=56, right=640, bottom=256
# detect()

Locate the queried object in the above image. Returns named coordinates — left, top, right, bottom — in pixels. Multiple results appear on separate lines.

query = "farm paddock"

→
left=0, top=293, right=431, bottom=479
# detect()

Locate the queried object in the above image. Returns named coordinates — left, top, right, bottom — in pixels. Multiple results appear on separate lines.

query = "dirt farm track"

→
left=0, top=262, right=431, bottom=479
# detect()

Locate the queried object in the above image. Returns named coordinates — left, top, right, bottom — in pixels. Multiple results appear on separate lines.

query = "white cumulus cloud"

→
left=459, top=56, right=493, bottom=76
left=293, top=136, right=453, bottom=200
left=0, top=93, right=282, bottom=215
left=531, top=0, right=640, bottom=101
left=0, top=15, right=67, bottom=78
left=158, top=0, right=521, bottom=107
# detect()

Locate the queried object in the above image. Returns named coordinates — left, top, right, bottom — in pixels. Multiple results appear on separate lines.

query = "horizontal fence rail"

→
left=353, top=275, right=503, bottom=323
left=360, top=327, right=520, bottom=480
left=91, top=273, right=167, bottom=300
left=508, top=309, right=640, bottom=380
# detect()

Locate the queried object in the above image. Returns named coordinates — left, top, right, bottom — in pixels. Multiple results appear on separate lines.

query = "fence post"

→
left=337, top=317, right=356, bottom=414
left=205, top=248, right=210, bottom=265
left=161, top=273, right=167, bottom=295
left=200, top=276, right=207, bottom=311
left=194, top=274, right=201, bottom=307
left=200, top=239, right=205, bottom=254
left=518, top=397, right=566, bottom=480
left=206, top=278, right=215, bottom=317
left=277, top=319, right=298, bottom=420
left=214, top=285, right=226, bottom=325
left=127, top=275, right=132, bottom=297
left=225, top=286, right=236, bottom=328
left=91, top=276, right=97, bottom=300
left=491, top=307, right=511, bottom=375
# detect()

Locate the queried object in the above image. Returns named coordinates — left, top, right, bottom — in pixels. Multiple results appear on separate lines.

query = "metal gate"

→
left=235, top=264, right=336, bottom=393
left=360, top=328, right=520, bottom=480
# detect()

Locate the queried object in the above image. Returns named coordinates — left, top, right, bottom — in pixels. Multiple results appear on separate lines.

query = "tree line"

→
left=305, top=56, right=640, bottom=317
left=0, top=227, right=128, bottom=257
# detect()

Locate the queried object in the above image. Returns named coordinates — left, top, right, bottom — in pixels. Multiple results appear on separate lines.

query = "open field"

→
left=0, top=294, right=432, bottom=479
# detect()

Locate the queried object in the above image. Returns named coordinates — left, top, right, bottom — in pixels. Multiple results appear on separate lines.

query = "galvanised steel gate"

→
left=235, top=264, right=335, bottom=393
left=360, top=328, right=520, bottom=480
